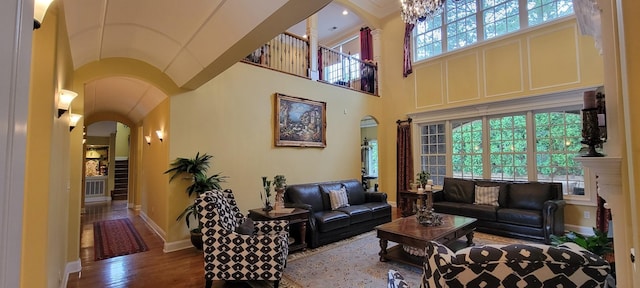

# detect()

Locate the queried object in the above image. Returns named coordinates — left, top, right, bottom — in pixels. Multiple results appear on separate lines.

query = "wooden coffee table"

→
left=375, top=214, right=476, bottom=267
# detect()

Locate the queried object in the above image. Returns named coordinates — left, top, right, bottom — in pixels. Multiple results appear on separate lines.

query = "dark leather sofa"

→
left=284, top=179, right=392, bottom=248
left=433, top=177, right=566, bottom=244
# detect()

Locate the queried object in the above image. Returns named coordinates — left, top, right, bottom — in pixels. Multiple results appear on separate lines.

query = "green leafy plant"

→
left=165, top=152, right=227, bottom=233
left=550, top=228, right=613, bottom=256
left=273, top=175, right=287, bottom=189
left=416, top=170, right=430, bottom=187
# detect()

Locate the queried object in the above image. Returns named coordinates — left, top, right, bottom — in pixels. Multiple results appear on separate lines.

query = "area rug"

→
left=249, top=231, right=531, bottom=288
left=93, top=218, right=148, bottom=261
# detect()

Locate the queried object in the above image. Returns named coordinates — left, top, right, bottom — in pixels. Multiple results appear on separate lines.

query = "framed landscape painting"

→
left=275, top=93, right=326, bottom=147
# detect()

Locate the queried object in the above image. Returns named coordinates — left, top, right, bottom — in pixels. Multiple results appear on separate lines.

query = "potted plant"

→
left=165, top=152, right=226, bottom=249
left=550, top=228, right=614, bottom=261
left=273, top=175, right=287, bottom=210
left=416, top=170, right=430, bottom=188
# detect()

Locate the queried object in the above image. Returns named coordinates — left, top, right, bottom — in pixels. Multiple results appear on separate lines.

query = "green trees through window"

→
left=414, top=0, right=574, bottom=61
left=423, top=108, right=584, bottom=195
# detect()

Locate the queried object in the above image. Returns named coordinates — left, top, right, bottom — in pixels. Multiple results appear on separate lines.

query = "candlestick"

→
left=583, top=91, right=596, bottom=109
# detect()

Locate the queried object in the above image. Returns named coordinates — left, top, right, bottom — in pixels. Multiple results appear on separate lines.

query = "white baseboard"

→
left=84, top=196, right=110, bottom=203
left=388, top=201, right=397, bottom=207
left=164, top=239, right=194, bottom=253
left=60, top=259, right=81, bottom=288
left=564, top=224, right=594, bottom=236
left=134, top=204, right=141, bottom=211
left=139, top=211, right=167, bottom=242
left=115, top=156, right=129, bottom=161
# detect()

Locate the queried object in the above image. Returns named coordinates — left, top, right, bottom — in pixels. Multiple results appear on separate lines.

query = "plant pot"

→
left=190, top=231, right=203, bottom=250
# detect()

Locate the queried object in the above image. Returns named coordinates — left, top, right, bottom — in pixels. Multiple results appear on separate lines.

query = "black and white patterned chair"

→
left=424, top=241, right=611, bottom=288
left=389, top=241, right=611, bottom=288
left=196, top=190, right=289, bottom=288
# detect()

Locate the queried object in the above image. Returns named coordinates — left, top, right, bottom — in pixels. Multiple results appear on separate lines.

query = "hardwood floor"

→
left=67, top=200, right=402, bottom=288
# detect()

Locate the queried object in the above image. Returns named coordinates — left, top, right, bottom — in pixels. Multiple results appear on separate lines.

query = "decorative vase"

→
left=274, top=187, right=285, bottom=210
left=190, top=230, right=203, bottom=250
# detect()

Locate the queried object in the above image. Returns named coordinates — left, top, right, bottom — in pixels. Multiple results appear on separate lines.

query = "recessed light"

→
left=342, top=9, right=348, bottom=16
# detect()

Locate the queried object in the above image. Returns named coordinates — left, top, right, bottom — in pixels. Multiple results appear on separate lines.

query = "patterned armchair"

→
left=196, top=190, right=289, bottom=288
left=389, top=241, right=611, bottom=288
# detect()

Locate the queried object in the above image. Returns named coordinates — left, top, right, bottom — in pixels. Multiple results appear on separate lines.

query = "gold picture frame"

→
left=275, top=93, right=326, bottom=148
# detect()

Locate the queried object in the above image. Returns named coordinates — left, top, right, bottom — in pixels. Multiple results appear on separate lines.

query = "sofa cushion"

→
left=320, top=183, right=345, bottom=210
left=361, top=202, right=392, bottom=219
left=328, top=187, right=350, bottom=210
left=475, top=180, right=509, bottom=207
left=342, top=179, right=366, bottom=205
left=433, top=202, right=497, bottom=221
left=285, top=184, right=324, bottom=212
left=474, top=185, right=500, bottom=206
left=442, top=177, right=475, bottom=204
left=508, top=183, right=553, bottom=210
left=314, top=210, right=350, bottom=232
left=336, top=205, right=372, bottom=224
left=497, top=208, right=542, bottom=228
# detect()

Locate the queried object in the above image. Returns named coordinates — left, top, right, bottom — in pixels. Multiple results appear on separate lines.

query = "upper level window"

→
left=414, top=0, right=573, bottom=61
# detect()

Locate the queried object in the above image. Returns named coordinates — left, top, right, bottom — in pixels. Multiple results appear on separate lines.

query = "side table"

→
left=248, top=208, right=309, bottom=252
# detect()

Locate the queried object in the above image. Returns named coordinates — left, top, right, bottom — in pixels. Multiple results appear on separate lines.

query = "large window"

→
left=419, top=124, right=447, bottom=185
left=489, top=114, right=528, bottom=181
left=414, top=0, right=574, bottom=61
left=417, top=102, right=589, bottom=203
left=451, top=119, right=483, bottom=179
left=534, top=110, right=583, bottom=195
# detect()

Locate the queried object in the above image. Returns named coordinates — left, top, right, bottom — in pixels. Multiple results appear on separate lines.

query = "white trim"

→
left=408, top=87, right=595, bottom=123
left=139, top=211, right=167, bottom=243
left=482, top=40, right=525, bottom=98
left=564, top=224, right=594, bottom=236
left=60, top=259, right=82, bottom=288
left=115, top=156, right=129, bottom=161
left=163, top=239, right=194, bottom=253
left=84, top=196, right=111, bottom=203
left=1, top=1, right=32, bottom=287
left=445, top=52, right=481, bottom=104
left=526, top=23, right=581, bottom=91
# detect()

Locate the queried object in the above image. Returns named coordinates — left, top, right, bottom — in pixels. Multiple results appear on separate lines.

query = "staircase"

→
left=112, top=159, right=129, bottom=200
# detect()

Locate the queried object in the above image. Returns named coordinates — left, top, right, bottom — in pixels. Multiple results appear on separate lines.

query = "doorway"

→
left=360, top=115, right=378, bottom=191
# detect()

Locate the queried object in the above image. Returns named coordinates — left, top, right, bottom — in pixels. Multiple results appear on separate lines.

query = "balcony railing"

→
left=243, top=33, right=378, bottom=96
left=318, top=46, right=377, bottom=95
left=243, top=32, right=310, bottom=78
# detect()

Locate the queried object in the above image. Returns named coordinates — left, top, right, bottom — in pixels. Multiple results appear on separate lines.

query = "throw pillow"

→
left=235, top=218, right=255, bottom=235
left=474, top=185, right=500, bottom=206
left=329, top=187, right=350, bottom=210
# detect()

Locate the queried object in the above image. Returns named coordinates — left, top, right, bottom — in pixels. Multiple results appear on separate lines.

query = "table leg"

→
left=379, top=239, right=388, bottom=262
left=299, top=222, right=307, bottom=250
left=466, top=231, right=475, bottom=246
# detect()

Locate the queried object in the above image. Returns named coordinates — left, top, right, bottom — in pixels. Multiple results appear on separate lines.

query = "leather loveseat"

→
left=433, top=177, right=565, bottom=244
left=284, top=179, right=392, bottom=248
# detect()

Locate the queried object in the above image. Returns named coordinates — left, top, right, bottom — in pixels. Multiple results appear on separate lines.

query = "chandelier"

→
left=400, top=0, right=446, bottom=24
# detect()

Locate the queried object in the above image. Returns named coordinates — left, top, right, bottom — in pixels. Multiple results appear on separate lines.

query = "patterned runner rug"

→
left=93, top=218, right=148, bottom=261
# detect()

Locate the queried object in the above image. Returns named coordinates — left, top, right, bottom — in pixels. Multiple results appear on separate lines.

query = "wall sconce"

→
left=34, top=0, right=54, bottom=30
left=156, top=130, right=164, bottom=142
left=144, top=135, right=152, bottom=146
left=69, top=113, right=82, bottom=131
left=58, top=89, right=78, bottom=118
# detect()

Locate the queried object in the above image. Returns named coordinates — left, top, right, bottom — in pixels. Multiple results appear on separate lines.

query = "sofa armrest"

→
left=543, top=199, right=566, bottom=244
left=365, top=191, right=388, bottom=203
left=285, top=202, right=313, bottom=211
left=433, top=190, right=444, bottom=202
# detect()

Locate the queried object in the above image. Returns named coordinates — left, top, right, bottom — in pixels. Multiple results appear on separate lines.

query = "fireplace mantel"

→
left=574, top=156, right=622, bottom=203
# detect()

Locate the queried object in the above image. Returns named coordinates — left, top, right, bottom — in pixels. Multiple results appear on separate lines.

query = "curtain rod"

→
left=396, top=118, right=412, bottom=125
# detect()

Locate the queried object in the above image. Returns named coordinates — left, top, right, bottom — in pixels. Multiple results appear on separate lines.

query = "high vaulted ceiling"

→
left=62, top=0, right=399, bottom=125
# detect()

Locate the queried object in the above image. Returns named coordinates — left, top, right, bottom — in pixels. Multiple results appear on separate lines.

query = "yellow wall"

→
left=377, top=16, right=604, bottom=228
left=23, top=3, right=76, bottom=287
left=115, top=123, right=130, bottom=158
left=166, top=63, right=381, bottom=241
left=141, top=99, right=171, bottom=240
